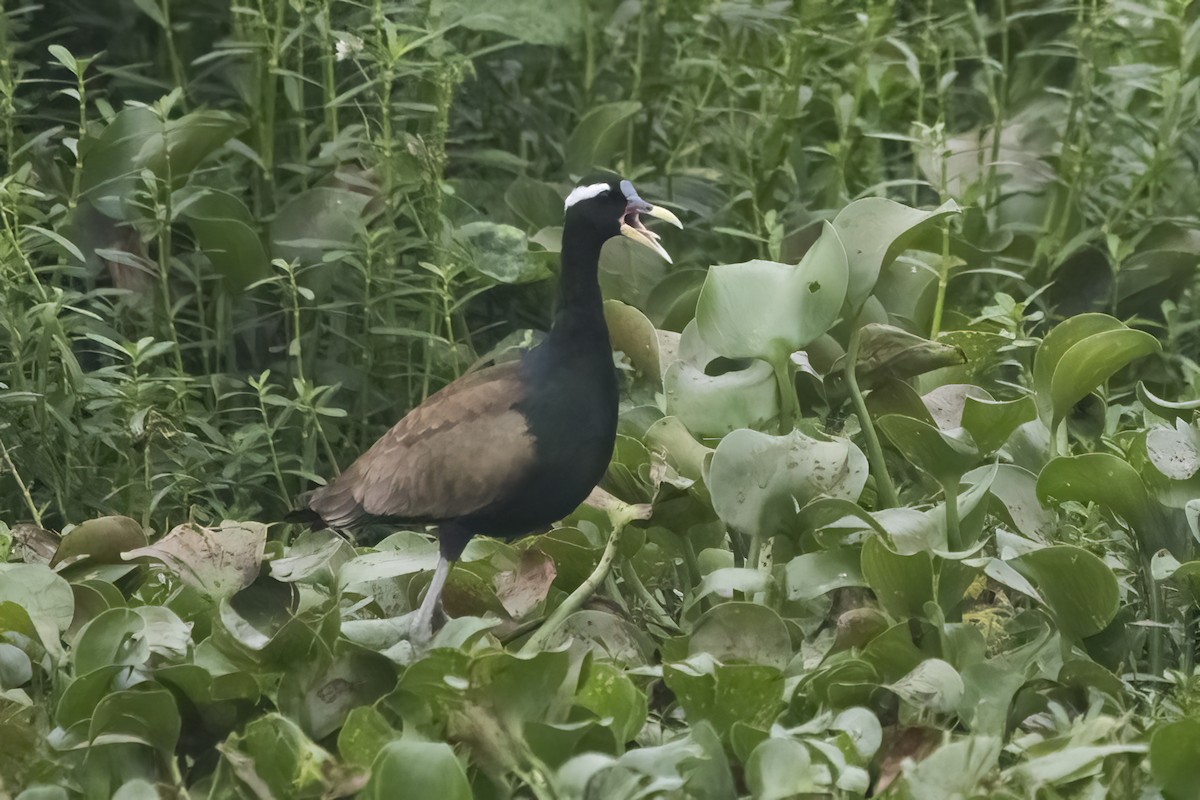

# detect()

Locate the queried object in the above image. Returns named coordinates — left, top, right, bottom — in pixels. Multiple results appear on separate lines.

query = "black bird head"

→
left=563, top=175, right=682, bottom=262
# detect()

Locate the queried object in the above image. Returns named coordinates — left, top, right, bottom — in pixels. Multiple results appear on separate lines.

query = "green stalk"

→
left=772, top=356, right=798, bottom=433
left=522, top=515, right=630, bottom=654
left=846, top=323, right=897, bottom=508
left=0, top=435, right=43, bottom=526
left=943, top=478, right=960, bottom=551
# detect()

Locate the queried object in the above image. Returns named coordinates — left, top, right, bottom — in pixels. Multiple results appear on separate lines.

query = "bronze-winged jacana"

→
left=292, top=177, right=681, bottom=642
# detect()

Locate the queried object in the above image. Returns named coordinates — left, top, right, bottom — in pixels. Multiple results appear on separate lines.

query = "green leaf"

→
left=663, top=654, right=784, bottom=743
left=179, top=189, right=270, bottom=292
left=877, top=414, right=979, bottom=486
left=271, top=186, right=372, bottom=266
left=565, top=101, right=641, bottom=173
left=89, top=687, right=180, bottom=753
left=886, top=658, right=964, bottom=714
left=861, top=535, right=933, bottom=618
left=1151, top=718, right=1200, bottom=800
left=832, top=197, right=959, bottom=312
left=745, top=738, right=824, bottom=799
left=0, top=565, right=74, bottom=656
left=664, top=358, right=780, bottom=437
left=457, top=221, right=549, bottom=284
left=575, top=661, right=648, bottom=744
left=1013, top=545, right=1119, bottom=638
left=338, top=706, right=397, bottom=769
left=432, top=0, right=583, bottom=46
left=123, top=520, right=266, bottom=599
left=47, top=45, right=78, bottom=74
left=506, top=176, right=564, bottom=229
left=785, top=547, right=867, bottom=601
left=850, top=323, right=965, bottom=388
left=696, top=222, right=848, bottom=362
left=605, top=300, right=663, bottom=386
left=1037, top=453, right=1153, bottom=532
left=1049, top=328, right=1161, bottom=434
left=51, top=515, right=147, bottom=568
left=961, top=394, right=1037, bottom=455
left=1137, top=381, right=1200, bottom=423
left=688, top=603, right=791, bottom=670
left=707, top=427, right=867, bottom=538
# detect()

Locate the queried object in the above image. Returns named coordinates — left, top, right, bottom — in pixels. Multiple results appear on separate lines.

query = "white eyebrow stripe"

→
left=564, top=182, right=610, bottom=208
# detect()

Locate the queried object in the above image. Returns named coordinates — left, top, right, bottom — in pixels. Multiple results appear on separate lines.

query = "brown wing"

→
left=305, top=361, right=535, bottom=528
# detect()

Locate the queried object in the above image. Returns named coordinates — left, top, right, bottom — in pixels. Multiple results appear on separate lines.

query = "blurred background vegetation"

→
left=2, top=0, right=1198, bottom=550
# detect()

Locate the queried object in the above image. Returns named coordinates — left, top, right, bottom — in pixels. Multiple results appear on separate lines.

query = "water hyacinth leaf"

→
left=534, top=610, right=654, bottom=668
left=887, top=658, right=964, bottom=714
left=0, top=643, right=32, bottom=689
left=877, top=415, right=979, bottom=486
left=1032, top=313, right=1124, bottom=421
left=1037, top=453, right=1154, bottom=532
left=123, top=520, right=266, bottom=600
left=707, top=427, right=867, bottom=538
left=269, top=530, right=356, bottom=584
left=599, top=235, right=669, bottom=308
left=89, top=686, right=181, bottom=753
left=688, top=603, right=791, bottom=670
left=643, top=415, right=713, bottom=484
left=664, top=358, right=780, bottom=438
left=457, top=221, right=549, bottom=284
left=1013, top=545, right=1119, bottom=639
left=692, top=568, right=771, bottom=605
left=1145, top=420, right=1200, bottom=480
left=219, top=713, right=336, bottom=799
left=1137, top=381, right=1200, bottom=424
left=899, top=735, right=1001, bottom=798
left=745, top=738, right=824, bottom=799
left=663, top=654, right=784, bottom=742
left=277, top=650, right=395, bottom=740
left=575, top=661, right=648, bottom=745
left=832, top=197, right=960, bottom=312
left=1151, top=718, right=1200, bottom=800
left=178, top=189, right=270, bottom=292
left=1048, top=328, right=1161, bottom=434
left=785, top=547, right=867, bottom=601
left=861, top=536, right=933, bottom=618
left=337, top=706, right=396, bottom=769
left=51, top=515, right=147, bottom=568
left=696, top=222, right=848, bottom=362
left=271, top=186, right=372, bottom=265
left=605, top=300, right=662, bottom=385
left=961, top=394, right=1037, bottom=455
left=850, top=324, right=965, bottom=389
left=565, top=101, right=642, bottom=173
left=0, top=564, right=74, bottom=654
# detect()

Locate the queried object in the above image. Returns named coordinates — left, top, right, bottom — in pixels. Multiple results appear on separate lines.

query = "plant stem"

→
left=521, top=517, right=628, bottom=654
left=845, top=323, right=897, bottom=508
left=0, top=435, right=42, bottom=526
left=943, top=478, right=960, bottom=550
left=772, top=356, right=797, bottom=433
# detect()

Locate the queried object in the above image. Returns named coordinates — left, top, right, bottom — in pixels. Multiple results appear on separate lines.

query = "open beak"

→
left=620, top=200, right=683, bottom=263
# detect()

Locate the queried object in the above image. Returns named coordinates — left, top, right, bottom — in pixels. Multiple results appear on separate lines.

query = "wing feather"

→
left=305, top=362, right=534, bottom=527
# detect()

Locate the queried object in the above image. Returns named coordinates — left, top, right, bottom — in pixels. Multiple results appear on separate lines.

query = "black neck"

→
left=551, top=226, right=610, bottom=337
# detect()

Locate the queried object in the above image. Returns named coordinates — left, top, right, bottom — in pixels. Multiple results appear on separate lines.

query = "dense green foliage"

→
left=3, top=0, right=1200, bottom=796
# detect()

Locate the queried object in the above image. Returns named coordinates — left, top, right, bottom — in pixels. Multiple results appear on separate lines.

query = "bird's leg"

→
left=411, top=555, right=451, bottom=644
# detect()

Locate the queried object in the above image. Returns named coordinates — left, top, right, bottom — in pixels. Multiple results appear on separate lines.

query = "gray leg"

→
left=411, top=556, right=451, bottom=644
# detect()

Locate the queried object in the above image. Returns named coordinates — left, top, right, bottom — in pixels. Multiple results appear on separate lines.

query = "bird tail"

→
left=281, top=490, right=329, bottom=527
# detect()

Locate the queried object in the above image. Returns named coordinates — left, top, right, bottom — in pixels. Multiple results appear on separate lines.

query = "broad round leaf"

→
left=123, top=520, right=267, bottom=599
left=877, top=414, right=979, bottom=486
left=1037, top=454, right=1153, bottom=533
left=1151, top=718, right=1200, bottom=800
left=688, top=603, right=791, bottom=670
left=696, top=222, right=848, bottom=362
left=1049, top=328, right=1161, bottom=433
left=664, top=359, right=780, bottom=438
left=1013, top=545, right=1119, bottom=639
left=832, top=197, right=960, bottom=312
left=51, top=515, right=147, bottom=568
left=785, top=547, right=867, bottom=601
left=707, top=428, right=867, bottom=538
left=745, top=738, right=822, bottom=799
